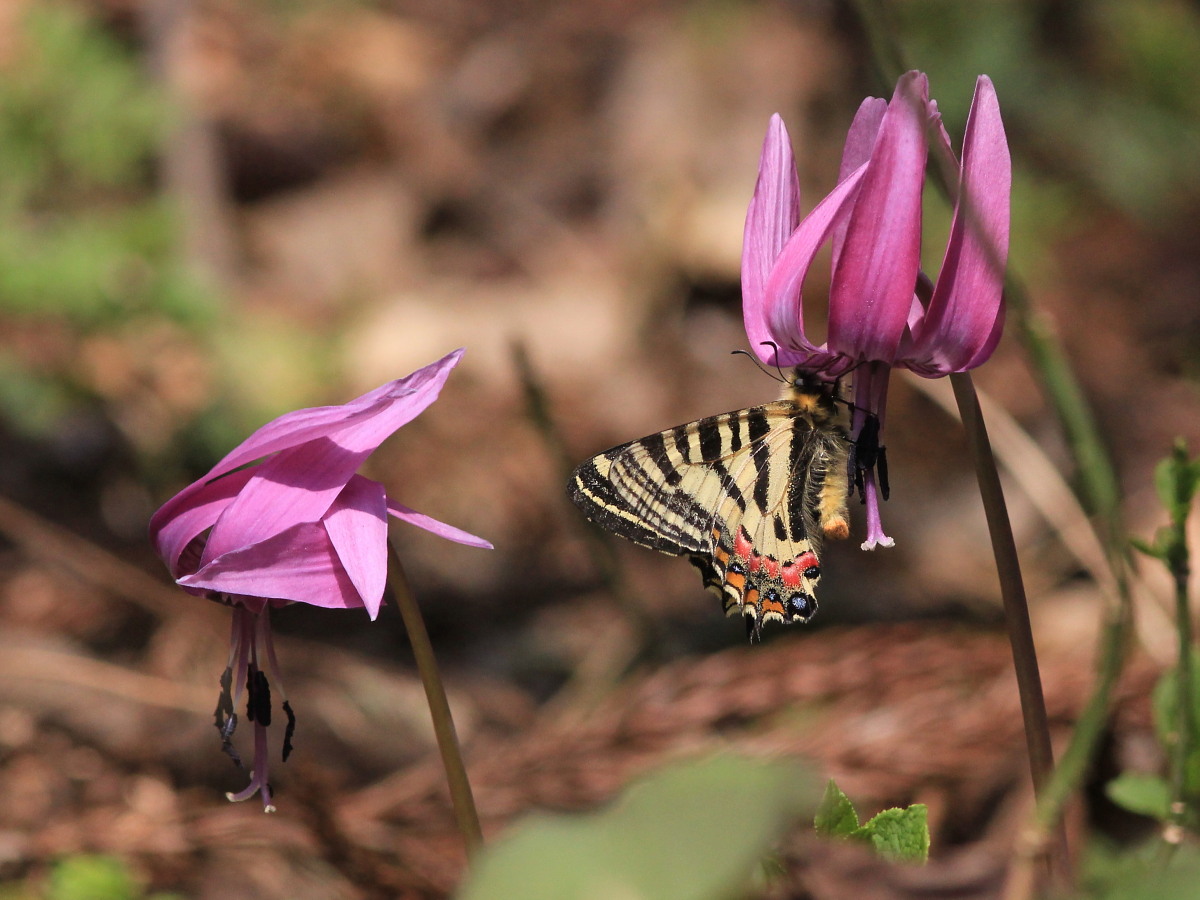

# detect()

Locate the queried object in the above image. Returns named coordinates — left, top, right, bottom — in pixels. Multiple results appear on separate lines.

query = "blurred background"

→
left=1, top=0, right=1199, bottom=897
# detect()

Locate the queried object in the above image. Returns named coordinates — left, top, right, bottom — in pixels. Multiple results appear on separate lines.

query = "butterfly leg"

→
left=849, top=413, right=888, bottom=503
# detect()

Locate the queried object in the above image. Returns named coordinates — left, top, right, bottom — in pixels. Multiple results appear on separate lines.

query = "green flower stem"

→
left=1171, top=568, right=1192, bottom=833
left=1162, top=441, right=1196, bottom=833
left=951, top=373, right=1068, bottom=891
left=386, top=541, right=483, bottom=857
left=1017, top=314, right=1134, bottom=869
left=950, top=373, right=1055, bottom=793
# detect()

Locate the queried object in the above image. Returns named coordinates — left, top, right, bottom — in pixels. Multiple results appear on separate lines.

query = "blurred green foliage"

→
left=46, top=856, right=137, bottom=900
left=0, top=4, right=211, bottom=327
left=1080, top=839, right=1200, bottom=899
left=0, top=854, right=183, bottom=900
left=458, top=755, right=818, bottom=900
left=898, top=0, right=1200, bottom=226
left=1111, top=442, right=1200, bottom=834
left=0, top=4, right=215, bottom=444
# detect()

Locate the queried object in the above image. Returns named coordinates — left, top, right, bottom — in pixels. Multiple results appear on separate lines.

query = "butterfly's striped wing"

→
left=569, top=393, right=849, bottom=635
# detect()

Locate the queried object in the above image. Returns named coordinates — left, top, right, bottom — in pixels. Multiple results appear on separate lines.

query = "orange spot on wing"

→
left=761, top=595, right=786, bottom=618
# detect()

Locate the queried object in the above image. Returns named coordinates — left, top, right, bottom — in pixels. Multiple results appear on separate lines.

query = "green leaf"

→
left=1152, top=668, right=1200, bottom=752
left=813, top=780, right=860, bottom=837
left=1151, top=525, right=1175, bottom=558
left=1129, top=534, right=1164, bottom=560
left=1154, top=440, right=1200, bottom=526
left=853, top=805, right=930, bottom=865
left=458, top=755, right=818, bottom=900
left=48, top=855, right=138, bottom=900
left=1105, top=773, right=1173, bottom=821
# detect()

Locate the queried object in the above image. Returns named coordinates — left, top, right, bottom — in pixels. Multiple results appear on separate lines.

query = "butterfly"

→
left=568, top=370, right=853, bottom=638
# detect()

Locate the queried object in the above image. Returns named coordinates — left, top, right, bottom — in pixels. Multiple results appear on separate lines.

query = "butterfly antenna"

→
left=730, top=348, right=786, bottom=384
left=761, top=341, right=791, bottom=384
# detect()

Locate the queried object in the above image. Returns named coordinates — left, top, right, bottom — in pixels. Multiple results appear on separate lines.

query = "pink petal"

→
left=962, top=302, right=1006, bottom=369
left=387, top=499, right=494, bottom=549
left=149, top=468, right=256, bottom=577
left=839, top=98, right=889, bottom=179
left=199, top=349, right=463, bottom=564
left=925, top=99, right=955, bottom=171
left=201, top=439, right=358, bottom=566
left=827, top=71, right=929, bottom=364
left=742, top=115, right=803, bottom=364
left=757, top=163, right=867, bottom=369
left=908, top=76, right=1010, bottom=373
left=324, top=476, right=389, bottom=620
left=225, top=347, right=463, bottom=471
left=180, top=521, right=364, bottom=611
left=160, top=349, right=464, bottom=550
left=831, top=97, right=887, bottom=269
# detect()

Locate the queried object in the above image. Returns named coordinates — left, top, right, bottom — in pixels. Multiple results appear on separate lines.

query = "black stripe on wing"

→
left=569, top=454, right=711, bottom=556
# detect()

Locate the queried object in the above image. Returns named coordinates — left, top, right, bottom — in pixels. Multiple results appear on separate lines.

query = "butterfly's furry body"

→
left=570, top=373, right=850, bottom=637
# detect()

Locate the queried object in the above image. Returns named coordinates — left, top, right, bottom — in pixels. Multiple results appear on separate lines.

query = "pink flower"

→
left=149, top=348, right=491, bottom=810
left=742, top=71, right=1010, bottom=548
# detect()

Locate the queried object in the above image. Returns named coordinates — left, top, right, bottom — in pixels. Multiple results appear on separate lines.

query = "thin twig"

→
left=511, top=340, right=669, bottom=666
left=140, top=0, right=240, bottom=287
left=0, top=492, right=219, bottom=624
left=0, top=643, right=213, bottom=713
left=386, top=540, right=483, bottom=858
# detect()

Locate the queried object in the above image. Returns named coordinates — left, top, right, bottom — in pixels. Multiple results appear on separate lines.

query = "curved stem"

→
left=950, top=372, right=1064, bottom=884
left=387, top=540, right=483, bottom=857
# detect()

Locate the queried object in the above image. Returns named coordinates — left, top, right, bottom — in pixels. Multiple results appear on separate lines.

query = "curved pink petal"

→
left=827, top=71, right=929, bottom=364
left=907, top=76, right=1010, bottom=373
left=324, top=475, right=389, bottom=620
left=962, top=301, right=1006, bottom=369
left=742, top=115, right=802, bottom=364
left=180, top=521, right=364, bottom=611
left=202, top=438, right=358, bottom=565
left=149, top=468, right=256, bottom=577
left=756, top=163, right=867, bottom=368
left=199, top=349, right=464, bottom=563
left=161, top=349, right=465, bottom=547
left=387, top=499, right=494, bottom=549
left=831, top=97, right=887, bottom=269
left=925, top=99, right=954, bottom=170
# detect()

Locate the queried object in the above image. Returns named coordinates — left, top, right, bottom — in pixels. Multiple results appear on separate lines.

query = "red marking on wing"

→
left=734, top=527, right=754, bottom=561
left=780, top=563, right=802, bottom=588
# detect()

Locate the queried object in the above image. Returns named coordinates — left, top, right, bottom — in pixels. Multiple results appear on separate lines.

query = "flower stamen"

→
left=216, top=604, right=290, bottom=812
